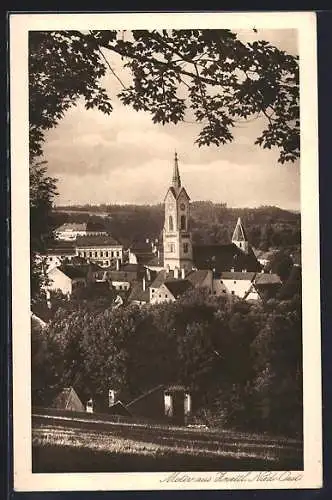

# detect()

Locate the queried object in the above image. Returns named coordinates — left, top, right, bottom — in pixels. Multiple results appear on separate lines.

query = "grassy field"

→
left=32, top=414, right=303, bottom=473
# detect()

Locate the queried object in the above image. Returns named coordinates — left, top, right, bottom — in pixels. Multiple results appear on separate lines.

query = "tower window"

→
left=180, top=215, right=186, bottom=230
left=169, top=215, right=174, bottom=232
left=183, top=243, right=189, bottom=254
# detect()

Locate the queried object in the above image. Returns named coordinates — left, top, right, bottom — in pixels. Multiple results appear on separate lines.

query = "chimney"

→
left=143, top=276, right=146, bottom=291
left=174, top=267, right=179, bottom=279
left=231, top=267, right=235, bottom=272
left=146, top=267, right=151, bottom=281
left=181, top=268, right=185, bottom=279
left=146, top=238, right=150, bottom=244
left=116, top=259, right=120, bottom=271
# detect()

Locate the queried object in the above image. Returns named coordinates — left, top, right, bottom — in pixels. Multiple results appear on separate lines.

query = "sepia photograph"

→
left=10, top=12, right=322, bottom=491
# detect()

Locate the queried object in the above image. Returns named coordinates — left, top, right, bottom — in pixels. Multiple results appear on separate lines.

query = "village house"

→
left=46, top=265, right=87, bottom=298
left=75, top=234, right=123, bottom=267
left=126, top=384, right=192, bottom=425
left=128, top=239, right=158, bottom=266
left=55, top=221, right=107, bottom=241
left=213, top=271, right=257, bottom=299
left=39, top=245, right=76, bottom=270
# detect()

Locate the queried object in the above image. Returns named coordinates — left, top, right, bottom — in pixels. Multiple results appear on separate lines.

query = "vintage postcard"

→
left=10, top=11, right=322, bottom=491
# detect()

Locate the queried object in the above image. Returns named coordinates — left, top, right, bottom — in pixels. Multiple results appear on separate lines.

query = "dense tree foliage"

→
left=29, top=30, right=299, bottom=164
left=53, top=202, right=301, bottom=252
left=32, top=290, right=302, bottom=436
left=30, top=161, right=58, bottom=301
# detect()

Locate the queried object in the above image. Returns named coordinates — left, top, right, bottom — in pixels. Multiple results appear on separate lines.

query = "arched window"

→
left=180, top=215, right=186, bottom=230
left=169, top=215, right=174, bottom=231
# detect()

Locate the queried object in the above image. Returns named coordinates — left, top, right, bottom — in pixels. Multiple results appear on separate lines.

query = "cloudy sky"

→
left=43, top=28, right=300, bottom=210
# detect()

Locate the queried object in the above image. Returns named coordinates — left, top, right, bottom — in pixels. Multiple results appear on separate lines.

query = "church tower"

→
left=232, top=217, right=249, bottom=254
left=163, top=153, right=193, bottom=271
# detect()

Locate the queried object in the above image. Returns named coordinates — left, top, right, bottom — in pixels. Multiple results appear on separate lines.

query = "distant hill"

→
left=52, top=203, right=300, bottom=251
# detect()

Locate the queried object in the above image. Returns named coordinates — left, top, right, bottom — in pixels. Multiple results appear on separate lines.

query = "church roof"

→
left=232, top=217, right=248, bottom=242
left=164, top=153, right=190, bottom=201
left=172, top=151, right=181, bottom=190
left=193, top=243, right=261, bottom=273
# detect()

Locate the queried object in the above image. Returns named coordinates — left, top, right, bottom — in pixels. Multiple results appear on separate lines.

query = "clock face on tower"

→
left=180, top=203, right=186, bottom=210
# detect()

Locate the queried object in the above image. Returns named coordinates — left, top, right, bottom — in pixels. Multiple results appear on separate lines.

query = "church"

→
left=137, top=153, right=273, bottom=304
left=161, top=152, right=260, bottom=274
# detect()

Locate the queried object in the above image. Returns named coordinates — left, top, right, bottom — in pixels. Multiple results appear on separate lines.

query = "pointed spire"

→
left=172, top=151, right=181, bottom=190
left=232, top=217, right=248, bottom=242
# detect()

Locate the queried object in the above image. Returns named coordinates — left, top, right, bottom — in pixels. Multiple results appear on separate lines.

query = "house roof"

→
left=146, top=252, right=164, bottom=267
left=128, top=281, right=150, bottom=303
left=75, top=234, right=122, bottom=247
left=255, top=273, right=282, bottom=285
left=57, top=265, right=87, bottom=279
left=56, top=222, right=87, bottom=232
left=163, top=279, right=193, bottom=298
left=126, top=385, right=165, bottom=408
left=108, top=401, right=132, bottom=417
left=186, top=269, right=211, bottom=287
left=86, top=221, right=107, bottom=232
left=165, top=384, right=188, bottom=392
left=150, top=269, right=169, bottom=289
left=220, top=271, right=256, bottom=281
left=45, top=246, right=76, bottom=256
left=108, top=270, right=137, bottom=283
left=51, top=387, right=84, bottom=410
left=193, top=243, right=261, bottom=273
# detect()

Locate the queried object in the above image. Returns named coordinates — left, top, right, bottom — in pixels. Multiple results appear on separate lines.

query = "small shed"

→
left=51, top=386, right=85, bottom=412
left=164, top=385, right=192, bottom=425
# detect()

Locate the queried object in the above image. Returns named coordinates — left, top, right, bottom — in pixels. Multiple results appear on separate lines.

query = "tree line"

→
left=32, top=288, right=302, bottom=437
left=52, top=202, right=301, bottom=252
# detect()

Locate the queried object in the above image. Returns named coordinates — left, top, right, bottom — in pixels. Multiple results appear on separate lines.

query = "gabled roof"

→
left=232, top=217, right=248, bottom=242
left=220, top=271, right=256, bottom=281
left=126, top=385, right=165, bottom=408
left=150, top=269, right=169, bottom=289
left=255, top=273, right=282, bottom=285
left=51, top=386, right=84, bottom=411
left=56, top=222, right=87, bottom=232
left=193, top=243, right=261, bottom=273
left=146, top=252, right=164, bottom=268
left=108, top=401, right=132, bottom=416
left=108, top=270, right=137, bottom=283
left=128, top=281, right=150, bottom=303
left=45, top=246, right=76, bottom=256
left=163, top=279, right=193, bottom=298
left=75, top=234, right=122, bottom=247
left=57, top=265, right=87, bottom=280
left=186, top=269, right=211, bottom=287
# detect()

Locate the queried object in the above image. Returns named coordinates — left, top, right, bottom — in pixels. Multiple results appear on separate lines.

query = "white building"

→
left=46, top=266, right=87, bottom=297
left=55, top=222, right=107, bottom=241
left=75, top=235, right=123, bottom=267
